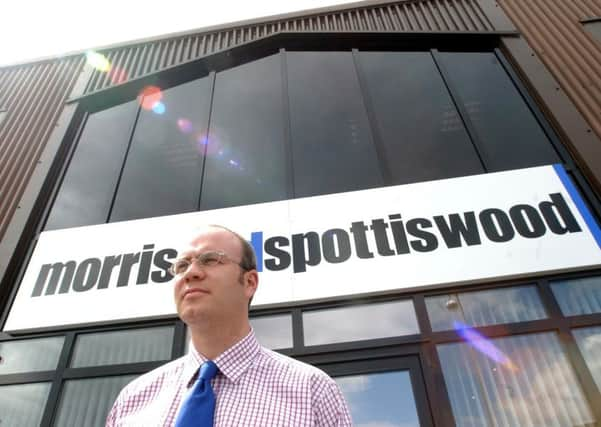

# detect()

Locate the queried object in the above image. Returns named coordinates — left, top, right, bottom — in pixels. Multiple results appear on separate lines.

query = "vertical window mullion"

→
left=430, top=48, right=490, bottom=172
left=351, top=48, right=393, bottom=184
left=280, top=49, right=295, bottom=200
left=196, top=71, right=216, bottom=211
left=40, top=332, right=75, bottom=427
left=105, top=103, right=143, bottom=223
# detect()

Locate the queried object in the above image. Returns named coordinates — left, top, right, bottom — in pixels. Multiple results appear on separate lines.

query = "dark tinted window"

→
left=286, top=52, right=383, bottom=197
left=45, top=101, right=137, bottom=230
left=200, top=54, right=288, bottom=210
left=438, top=52, right=560, bottom=171
left=359, top=52, right=484, bottom=184
left=110, top=77, right=211, bottom=222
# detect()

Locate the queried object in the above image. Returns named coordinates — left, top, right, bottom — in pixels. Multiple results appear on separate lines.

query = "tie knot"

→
left=199, top=360, right=218, bottom=381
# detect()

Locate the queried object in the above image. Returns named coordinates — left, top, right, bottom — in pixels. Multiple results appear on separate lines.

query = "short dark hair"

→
left=208, top=225, right=257, bottom=271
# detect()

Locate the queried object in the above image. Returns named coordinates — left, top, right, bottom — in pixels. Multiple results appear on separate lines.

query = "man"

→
left=106, top=225, right=352, bottom=426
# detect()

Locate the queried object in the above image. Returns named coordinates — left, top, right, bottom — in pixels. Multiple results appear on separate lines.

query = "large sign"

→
left=4, top=165, right=601, bottom=332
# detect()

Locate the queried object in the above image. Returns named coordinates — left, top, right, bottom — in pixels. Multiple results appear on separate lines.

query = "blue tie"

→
left=174, top=360, right=219, bottom=427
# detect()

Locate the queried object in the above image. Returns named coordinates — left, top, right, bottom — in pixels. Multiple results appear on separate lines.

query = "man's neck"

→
left=189, top=320, right=251, bottom=360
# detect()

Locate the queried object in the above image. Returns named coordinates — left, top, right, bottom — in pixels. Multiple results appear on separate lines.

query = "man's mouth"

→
left=183, top=287, right=210, bottom=298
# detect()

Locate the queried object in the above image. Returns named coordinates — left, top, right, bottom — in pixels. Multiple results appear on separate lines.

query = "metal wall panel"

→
left=499, top=0, right=601, bottom=142
left=84, top=0, right=495, bottom=93
left=0, top=58, right=84, bottom=242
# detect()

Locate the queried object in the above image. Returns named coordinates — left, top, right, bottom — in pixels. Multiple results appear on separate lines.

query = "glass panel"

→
left=70, top=326, right=174, bottom=367
left=359, top=51, right=483, bottom=184
left=45, top=101, right=137, bottom=230
left=426, top=285, right=547, bottom=331
left=337, top=371, right=420, bottom=427
left=583, top=21, right=601, bottom=43
left=53, top=375, right=136, bottom=427
left=200, top=54, right=288, bottom=210
left=438, top=52, right=560, bottom=172
left=0, top=336, right=64, bottom=374
left=551, top=276, right=601, bottom=316
left=438, top=332, right=595, bottom=427
left=303, top=300, right=419, bottom=346
left=573, top=326, right=601, bottom=390
left=250, top=313, right=293, bottom=350
left=287, top=51, right=383, bottom=198
left=110, top=77, right=211, bottom=222
left=0, top=382, right=51, bottom=427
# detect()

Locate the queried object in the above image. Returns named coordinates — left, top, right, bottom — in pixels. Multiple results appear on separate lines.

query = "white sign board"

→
left=4, top=164, right=601, bottom=332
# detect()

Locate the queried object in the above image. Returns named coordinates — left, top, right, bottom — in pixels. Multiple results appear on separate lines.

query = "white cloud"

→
left=1, top=0, right=352, bottom=66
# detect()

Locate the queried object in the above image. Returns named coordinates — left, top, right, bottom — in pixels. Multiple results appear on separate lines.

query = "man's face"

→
left=173, top=227, right=257, bottom=327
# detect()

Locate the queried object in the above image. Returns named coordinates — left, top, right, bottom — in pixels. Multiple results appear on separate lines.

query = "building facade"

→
left=1, top=1, right=601, bottom=426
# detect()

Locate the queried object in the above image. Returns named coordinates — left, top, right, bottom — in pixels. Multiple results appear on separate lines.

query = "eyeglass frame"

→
left=169, top=250, right=252, bottom=276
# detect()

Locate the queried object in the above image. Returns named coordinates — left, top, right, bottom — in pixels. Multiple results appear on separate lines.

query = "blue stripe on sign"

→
left=250, top=231, right=263, bottom=272
left=553, top=164, right=601, bottom=250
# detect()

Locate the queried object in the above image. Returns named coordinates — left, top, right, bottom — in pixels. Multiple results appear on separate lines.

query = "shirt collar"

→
left=184, top=328, right=261, bottom=386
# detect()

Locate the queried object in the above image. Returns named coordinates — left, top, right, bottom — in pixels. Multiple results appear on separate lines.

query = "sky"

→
left=1, top=0, right=354, bottom=66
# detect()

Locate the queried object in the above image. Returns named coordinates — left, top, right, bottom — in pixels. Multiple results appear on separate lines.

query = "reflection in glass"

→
left=359, top=51, right=483, bottom=184
left=426, top=286, right=547, bottom=331
left=573, top=326, right=601, bottom=390
left=337, top=371, right=420, bottom=427
left=45, top=101, right=138, bottom=230
left=551, top=276, right=601, bottom=316
left=0, top=382, right=51, bottom=427
left=287, top=51, right=383, bottom=197
left=53, top=375, right=136, bottom=427
left=0, top=336, right=64, bottom=374
left=438, top=52, right=559, bottom=172
left=70, top=326, right=174, bottom=367
left=438, top=332, right=595, bottom=427
left=110, top=77, right=211, bottom=222
left=201, top=54, right=288, bottom=210
left=250, top=314, right=293, bottom=350
left=303, top=300, right=419, bottom=346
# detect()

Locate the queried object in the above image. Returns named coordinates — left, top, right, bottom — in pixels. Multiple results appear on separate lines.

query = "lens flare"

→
left=85, top=51, right=111, bottom=72
left=454, top=321, right=517, bottom=371
left=139, top=86, right=163, bottom=110
left=177, top=118, right=193, bottom=134
left=152, top=102, right=166, bottom=115
left=108, top=65, right=128, bottom=85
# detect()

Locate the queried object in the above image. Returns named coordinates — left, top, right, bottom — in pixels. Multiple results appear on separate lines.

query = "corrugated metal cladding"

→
left=499, top=0, right=601, bottom=140
left=85, top=0, right=494, bottom=93
left=0, top=58, right=84, bottom=241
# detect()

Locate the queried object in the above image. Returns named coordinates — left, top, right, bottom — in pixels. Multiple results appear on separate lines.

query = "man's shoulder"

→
left=257, top=347, right=335, bottom=385
left=116, top=355, right=188, bottom=398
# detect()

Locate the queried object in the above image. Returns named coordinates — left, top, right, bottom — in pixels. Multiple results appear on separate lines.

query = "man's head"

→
left=171, top=225, right=258, bottom=329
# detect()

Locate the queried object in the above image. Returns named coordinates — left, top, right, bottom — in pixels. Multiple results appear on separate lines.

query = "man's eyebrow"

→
left=177, top=249, right=196, bottom=259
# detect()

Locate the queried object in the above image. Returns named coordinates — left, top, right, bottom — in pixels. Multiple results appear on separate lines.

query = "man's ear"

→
left=244, top=270, right=259, bottom=300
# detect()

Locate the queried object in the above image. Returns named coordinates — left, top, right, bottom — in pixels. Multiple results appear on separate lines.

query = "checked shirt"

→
left=106, top=330, right=352, bottom=426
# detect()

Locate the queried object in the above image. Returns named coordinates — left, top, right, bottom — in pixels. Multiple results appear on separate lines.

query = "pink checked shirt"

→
left=106, top=330, right=352, bottom=426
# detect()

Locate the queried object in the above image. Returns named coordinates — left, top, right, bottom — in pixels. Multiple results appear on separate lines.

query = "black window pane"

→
left=359, top=52, right=483, bottom=184
left=550, top=275, right=601, bottom=316
left=0, top=382, right=51, bottom=427
left=70, top=326, right=174, bottom=367
left=0, top=336, right=64, bottom=374
left=438, top=52, right=560, bottom=171
left=337, top=371, right=420, bottom=427
left=53, top=375, right=137, bottom=427
left=438, top=332, right=595, bottom=426
left=200, top=54, right=288, bottom=210
left=426, top=285, right=547, bottom=331
left=110, top=78, right=211, bottom=222
left=45, top=101, right=137, bottom=230
left=287, top=52, right=383, bottom=197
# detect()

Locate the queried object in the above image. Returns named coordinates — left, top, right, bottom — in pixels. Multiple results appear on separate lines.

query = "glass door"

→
left=323, top=356, right=433, bottom=427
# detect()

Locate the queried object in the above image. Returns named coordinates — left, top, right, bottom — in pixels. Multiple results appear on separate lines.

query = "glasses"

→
left=169, top=251, right=245, bottom=276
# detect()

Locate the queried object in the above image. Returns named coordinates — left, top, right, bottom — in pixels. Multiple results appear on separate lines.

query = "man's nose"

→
left=183, top=260, right=207, bottom=282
